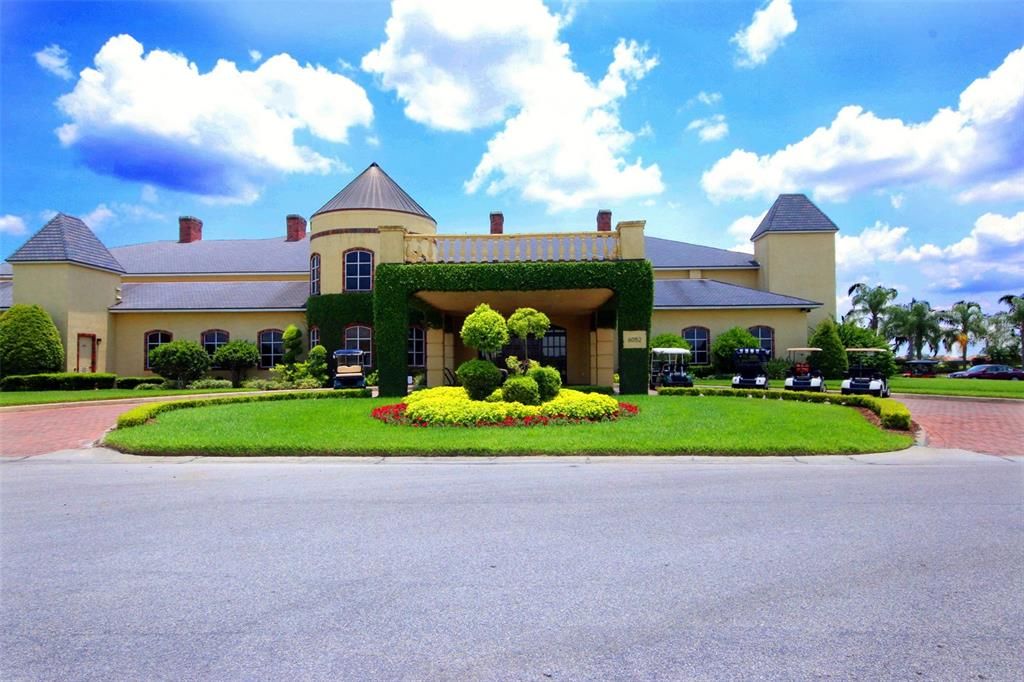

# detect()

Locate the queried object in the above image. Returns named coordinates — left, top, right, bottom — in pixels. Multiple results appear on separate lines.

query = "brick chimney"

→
left=597, top=209, right=612, bottom=232
left=286, top=214, right=307, bottom=241
left=490, top=211, right=504, bottom=235
left=178, top=216, right=202, bottom=243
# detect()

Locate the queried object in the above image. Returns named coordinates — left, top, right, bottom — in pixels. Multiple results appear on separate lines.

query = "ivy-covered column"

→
left=615, top=261, right=654, bottom=395
left=374, top=263, right=411, bottom=397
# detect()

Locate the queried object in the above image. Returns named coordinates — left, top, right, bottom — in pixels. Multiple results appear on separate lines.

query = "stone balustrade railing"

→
left=404, top=231, right=620, bottom=263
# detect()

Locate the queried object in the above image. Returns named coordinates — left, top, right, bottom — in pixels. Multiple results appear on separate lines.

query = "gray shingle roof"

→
left=0, top=262, right=11, bottom=277
left=654, top=279, right=821, bottom=308
left=750, top=194, right=839, bottom=241
left=313, top=162, right=434, bottom=221
left=0, top=281, right=11, bottom=309
left=111, top=281, right=308, bottom=311
left=645, top=236, right=758, bottom=268
left=6, top=213, right=125, bottom=273
left=109, top=237, right=310, bottom=274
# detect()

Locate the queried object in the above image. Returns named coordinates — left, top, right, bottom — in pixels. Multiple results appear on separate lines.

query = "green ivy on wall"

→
left=305, top=293, right=374, bottom=360
left=373, top=260, right=653, bottom=397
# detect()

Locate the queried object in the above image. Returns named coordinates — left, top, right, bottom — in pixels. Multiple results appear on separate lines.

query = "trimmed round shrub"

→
left=148, top=340, right=210, bottom=388
left=528, top=366, right=562, bottom=401
left=306, top=345, right=330, bottom=386
left=0, top=304, right=64, bottom=377
left=212, top=340, right=260, bottom=387
left=455, top=359, right=503, bottom=400
left=502, top=375, right=541, bottom=405
left=650, top=332, right=691, bottom=350
left=710, top=326, right=761, bottom=372
left=460, top=304, right=509, bottom=352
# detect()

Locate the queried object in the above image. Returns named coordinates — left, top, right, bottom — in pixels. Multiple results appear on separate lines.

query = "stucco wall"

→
left=755, top=232, right=837, bottom=328
left=111, top=311, right=306, bottom=377
left=652, top=308, right=812, bottom=361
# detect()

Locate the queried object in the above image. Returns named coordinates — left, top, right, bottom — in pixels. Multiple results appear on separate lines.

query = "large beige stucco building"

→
left=1, top=163, right=837, bottom=394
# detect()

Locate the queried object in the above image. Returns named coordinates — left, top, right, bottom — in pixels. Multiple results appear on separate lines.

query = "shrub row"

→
left=0, top=373, right=172, bottom=391
left=115, top=389, right=372, bottom=429
left=115, top=376, right=166, bottom=389
left=657, top=386, right=912, bottom=431
left=566, top=385, right=616, bottom=395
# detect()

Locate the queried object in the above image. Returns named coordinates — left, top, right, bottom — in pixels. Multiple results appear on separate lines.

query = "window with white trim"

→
left=748, top=325, right=774, bottom=356
left=201, top=330, right=229, bottom=366
left=145, top=330, right=172, bottom=369
left=258, top=329, right=284, bottom=368
left=309, top=253, right=321, bottom=295
left=344, top=249, right=373, bottom=291
left=682, top=327, right=710, bottom=365
left=309, top=326, right=320, bottom=349
left=344, top=325, right=372, bottom=367
left=408, top=326, right=425, bottom=368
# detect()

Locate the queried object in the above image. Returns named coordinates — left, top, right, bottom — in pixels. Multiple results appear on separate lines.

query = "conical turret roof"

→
left=750, top=194, right=839, bottom=241
left=312, top=162, right=434, bottom=222
left=6, top=213, right=124, bottom=273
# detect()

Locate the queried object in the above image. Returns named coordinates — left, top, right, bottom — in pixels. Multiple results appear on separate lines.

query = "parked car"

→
left=948, top=364, right=1024, bottom=380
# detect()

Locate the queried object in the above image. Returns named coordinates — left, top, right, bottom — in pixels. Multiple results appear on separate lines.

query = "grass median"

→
left=0, top=387, right=248, bottom=407
left=693, top=376, right=1023, bottom=399
left=104, top=394, right=912, bottom=457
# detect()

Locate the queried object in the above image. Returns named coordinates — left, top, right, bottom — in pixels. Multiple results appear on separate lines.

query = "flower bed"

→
left=372, top=386, right=639, bottom=427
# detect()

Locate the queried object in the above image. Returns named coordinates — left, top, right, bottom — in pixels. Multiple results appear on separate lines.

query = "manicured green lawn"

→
left=0, top=387, right=246, bottom=407
left=104, top=395, right=912, bottom=456
left=693, top=376, right=1023, bottom=399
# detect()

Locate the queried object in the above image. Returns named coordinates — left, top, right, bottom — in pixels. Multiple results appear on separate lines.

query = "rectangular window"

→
left=683, top=327, right=710, bottom=365
left=344, top=250, right=373, bottom=291
left=408, top=326, right=425, bottom=367
left=145, top=331, right=172, bottom=370
left=259, top=330, right=284, bottom=368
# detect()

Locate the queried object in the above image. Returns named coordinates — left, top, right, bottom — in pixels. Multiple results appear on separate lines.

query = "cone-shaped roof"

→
left=312, top=162, right=434, bottom=222
left=6, top=213, right=124, bottom=273
left=750, top=194, right=839, bottom=241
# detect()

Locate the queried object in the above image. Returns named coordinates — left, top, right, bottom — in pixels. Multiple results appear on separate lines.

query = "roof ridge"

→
left=6, top=213, right=124, bottom=273
left=751, top=194, right=839, bottom=241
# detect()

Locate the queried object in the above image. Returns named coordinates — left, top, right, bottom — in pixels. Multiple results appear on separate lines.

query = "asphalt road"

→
left=2, top=449, right=1022, bottom=680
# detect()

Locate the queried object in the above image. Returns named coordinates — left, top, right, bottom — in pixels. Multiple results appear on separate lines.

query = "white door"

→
left=77, top=335, right=95, bottom=373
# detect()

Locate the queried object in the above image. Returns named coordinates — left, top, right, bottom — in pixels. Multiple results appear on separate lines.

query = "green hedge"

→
left=657, top=386, right=912, bottom=431
left=567, top=385, right=616, bottom=395
left=115, top=376, right=166, bottom=389
left=1, top=372, right=118, bottom=391
left=373, top=260, right=653, bottom=397
left=114, top=389, right=372, bottom=429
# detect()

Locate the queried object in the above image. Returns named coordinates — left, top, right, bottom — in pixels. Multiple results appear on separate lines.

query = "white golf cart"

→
left=841, top=348, right=891, bottom=398
left=783, top=347, right=826, bottom=392
left=649, top=347, right=693, bottom=390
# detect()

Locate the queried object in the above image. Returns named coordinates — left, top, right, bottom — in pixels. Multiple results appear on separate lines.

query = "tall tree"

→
left=846, top=283, right=899, bottom=333
left=939, top=300, right=986, bottom=365
left=883, top=299, right=941, bottom=360
left=998, top=293, right=1024, bottom=366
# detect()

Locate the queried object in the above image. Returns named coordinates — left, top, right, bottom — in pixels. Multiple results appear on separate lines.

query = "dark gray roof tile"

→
left=110, top=237, right=309, bottom=274
left=645, top=236, right=758, bottom=268
left=313, top=162, right=434, bottom=221
left=111, top=281, right=308, bottom=311
left=0, top=281, right=11, bottom=309
left=6, top=213, right=125, bottom=272
left=654, top=279, right=820, bottom=308
left=750, top=194, right=839, bottom=241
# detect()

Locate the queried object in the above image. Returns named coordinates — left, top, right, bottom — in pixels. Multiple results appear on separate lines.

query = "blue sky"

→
left=1, top=0, right=1022, bottom=313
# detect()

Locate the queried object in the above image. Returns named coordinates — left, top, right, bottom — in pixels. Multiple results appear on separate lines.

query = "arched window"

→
left=344, top=249, right=374, bottom=292
left=344, top=324, right=373, bottom=367
left=144, top=330, right=173, bottom=369
left=309, top=326, right=320, bottom=349
left=748, top=325, right=775, bottom=356
left=407, top=326, right=425, bottom=368
left=258, top=329, right=284, bottom=368
left=309, top=253, right=321, bottom=295
left=201, top=329, right=229, bottom=366
left=682, top=326, right=710, bottom=365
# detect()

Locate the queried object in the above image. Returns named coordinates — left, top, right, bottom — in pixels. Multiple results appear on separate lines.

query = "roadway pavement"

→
left=2, top=449, right=1021, bottom=680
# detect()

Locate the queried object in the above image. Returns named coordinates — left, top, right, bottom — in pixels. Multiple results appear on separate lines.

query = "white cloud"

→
left=702, top=46, right=1024, bottom=203
left=248, top=49, right=262, bottom=63
left=724, top=211, right=765, bottom=253
left=889, top=193, right=904, bottom=209
left=55, top=34, right=373, bottom=203
left=637, top=122, right=654, bottom=138
left=731, top=0, right=797, bottom=68
left=337, top=59, right=356, bottom=72
left=0, top=214, right=28, bottom=236
left=642, top=198, right=656, bottom=207
left=34, top=44, right=73, bottom=80
left=140, top=184, right=159, bottom=203
left=82, top=204, right=115, bottom=229
left=365, top=134, right=380, bottom=147
left=667, top=201, right=681, bottom=210
left=687, top=114, right=729, bottom=142
left=694, top=90, right=722, bottom=106
left=362, top=0, right=663, bottom=211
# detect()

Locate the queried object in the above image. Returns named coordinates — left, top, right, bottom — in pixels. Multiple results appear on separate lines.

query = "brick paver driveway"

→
left=0, top=402, right=144, bottom=457
left=898, top=395, right=1024, bottom=457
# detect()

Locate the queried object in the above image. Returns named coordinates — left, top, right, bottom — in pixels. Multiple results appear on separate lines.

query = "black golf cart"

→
left=332, top=349, right=366, bottom=389
left=841, top=348, right=891, bottom=397
left=783, top=347, right=826, bottom=392
left=902, top=359, right=939, bottom=378
left=732, top=347, right=770, bottom=390
left=649, top=347, right=693, bottom=390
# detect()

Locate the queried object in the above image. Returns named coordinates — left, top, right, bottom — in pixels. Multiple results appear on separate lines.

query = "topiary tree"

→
left=501, top=375, right=541, bottom=405
left=212, top=340, right=260, bottom=387
left=0, top=304, right=64, bottom=377
left=306, top=345, right=329, bottom=386
left=528, top=365, right=561, bottom=401
left=460, top=303, right=509, bottom=353
left=507, top=307, right=550, bottom=366
left=710, top=326, right=760, bottom=372
left=808, top=318, right=849, bottom=379
left=650, top=332, right=691, bottom=350
left=282, top=324, right=303, bottom=365
left=149, top=340, right=210, bottom=388
left=456, top=358, right=504, bottom=400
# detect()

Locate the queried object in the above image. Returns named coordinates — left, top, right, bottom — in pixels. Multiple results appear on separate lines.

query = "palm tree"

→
left=846, top=283, right=899, bottom=333
left=939, top=300, right=986, bottom=365
left=998, top=293, right=1024, bottom=366
left=883, top=299, right=941, bottom=360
